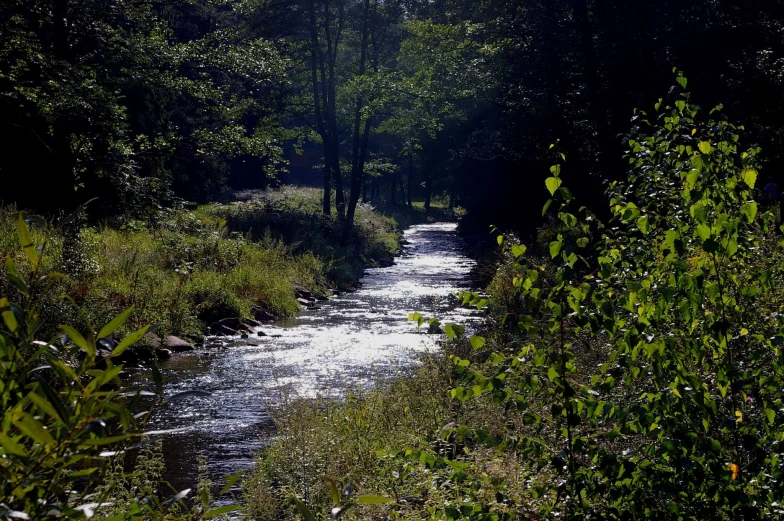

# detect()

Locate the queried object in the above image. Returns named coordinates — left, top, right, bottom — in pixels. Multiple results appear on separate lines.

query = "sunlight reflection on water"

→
left=141, top=222, right=480, bottom=490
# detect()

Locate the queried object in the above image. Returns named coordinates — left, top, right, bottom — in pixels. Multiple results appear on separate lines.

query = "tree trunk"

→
left=407, top=153, right=413, bottom=206
left=390, top=171, right=397, bottom=205
left=346, top=0, right=372, bottom=225
left=308, top=0, right=332, bottom=216
left=330, top=149, right=344, bottom=218
left=322, top=150, right=331, bottom=215
left=329, top=3, right=346, bottom=219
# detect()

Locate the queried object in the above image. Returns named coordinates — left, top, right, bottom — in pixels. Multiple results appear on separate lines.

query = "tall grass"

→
left=0, top=187, right=403, bottom=341
left=242, top=343, right=533, bottom=521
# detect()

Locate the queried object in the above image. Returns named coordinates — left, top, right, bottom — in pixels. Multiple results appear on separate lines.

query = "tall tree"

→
left=305, top=0, right=347, bottom=217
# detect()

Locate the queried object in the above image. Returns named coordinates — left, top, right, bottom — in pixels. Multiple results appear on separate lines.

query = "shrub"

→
left=0, top=213, right=158, bottom=518
left=0, top=212, right=244, bottom=519
left=437, top=74, right=784, bottom=519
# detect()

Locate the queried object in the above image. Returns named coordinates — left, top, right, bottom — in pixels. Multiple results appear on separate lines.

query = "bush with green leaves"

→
left=411, top=73, right=784, bottom=520
left=0, top=214, right=241, bottom=519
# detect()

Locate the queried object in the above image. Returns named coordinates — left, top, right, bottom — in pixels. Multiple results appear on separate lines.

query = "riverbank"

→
left=242, top=345, right=486, bottom=521
left=0, top=187, right=455, bottom=360
left=132, top=222, right=477, bottom=493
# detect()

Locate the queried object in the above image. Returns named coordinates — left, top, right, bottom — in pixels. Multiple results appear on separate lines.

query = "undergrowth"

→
left=204, top=187, right=408, bottom=287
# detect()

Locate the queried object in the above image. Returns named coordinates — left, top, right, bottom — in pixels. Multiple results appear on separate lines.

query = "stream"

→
left=140, top=222, right=479, bottom=491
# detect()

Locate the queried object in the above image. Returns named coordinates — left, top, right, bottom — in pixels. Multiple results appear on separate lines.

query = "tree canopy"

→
left=2, top=0, right=784, bottom=229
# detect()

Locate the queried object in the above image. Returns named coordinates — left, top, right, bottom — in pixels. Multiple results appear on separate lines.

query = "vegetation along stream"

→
left=141, top=222, right=479, bottom=490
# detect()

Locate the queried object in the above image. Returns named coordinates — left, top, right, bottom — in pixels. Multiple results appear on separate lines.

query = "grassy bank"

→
left=242, top=341, right=527, bottom=521
left=204, top=187, right=401, bottom=288
left=0, top=187, right=430, bottom=346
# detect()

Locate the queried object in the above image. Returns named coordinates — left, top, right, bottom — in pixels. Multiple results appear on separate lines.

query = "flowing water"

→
left=140, top=222, right=479, bottom=491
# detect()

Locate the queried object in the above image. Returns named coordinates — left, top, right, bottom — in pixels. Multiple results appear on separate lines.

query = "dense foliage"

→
left=4, top=0, right=784, bottom=233
left=1, top=0, right=287, bottom=216
left=440, top=77, right=784, bottom=519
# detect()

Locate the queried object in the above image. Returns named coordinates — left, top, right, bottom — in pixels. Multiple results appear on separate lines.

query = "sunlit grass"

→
left=0, top=188, right=404, bottom=340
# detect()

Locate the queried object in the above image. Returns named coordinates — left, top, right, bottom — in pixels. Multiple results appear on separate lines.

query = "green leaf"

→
left=220, top=470, right=246, bottom=495
left=29, top=390, right=64, bottom=425
left=676, top=75, right=688, bottom=89
left=444, top=323, right=465, bottom=340
left=17, top=213, right=39, bottom=270
left=444, top=324, right=457, bottom=339
left=13, top=410, right=54, bottom=445
left=547, top=366, right=560, bottom=381
left=203, top=505, right=242, bottom=519
left=0, top=432, right=25, bottom=456
left=691, top=154, right=704, bottom=173
left=725, top=239, right=738, bottom=257
left=698, top=141, right=712, bottom=155
left=559, top=212, right=577, bottom=227
left=38, top=380, right=71, bottom=425
left=5, top=258, right=28, bottom=296
left=765, top=408, right=775, bottom=425
left=322, top=477, right=341, bottom=506
left=740, top=201, right=758, bottom=223
left=697, top=224, right=712, bottom=241
left=542, top=199, right=553, bottom=217
left=549, top=240, right=562, bottom=259
left=0, top=297, right=19, bottom=333
left=112, top=324, right=160, bottom=358
left=470, top=336, right=486, bottom=350
left=511, top=244, right=527, bottom=258
left=545, top=177, right=562, bottom=196
left=61, top=325, right=94, bottom=357
left=637, top=215, right=649, bottom=234
left=742, top=168, right=757, bottom=189
left=357, top=496, right=394, bottom=505
left=690, top=202, right=709, bottom=222
left=496, top=235, right=504, bottom=246
left=675, top=100, right=686, bottom=112
left=98, top=307, right=134, bottom=340
left=686, top=169, right=699, bottom=189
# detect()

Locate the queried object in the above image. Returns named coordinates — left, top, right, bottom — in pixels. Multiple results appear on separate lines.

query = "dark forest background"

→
left=2, top=0, right=783, bottom=234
